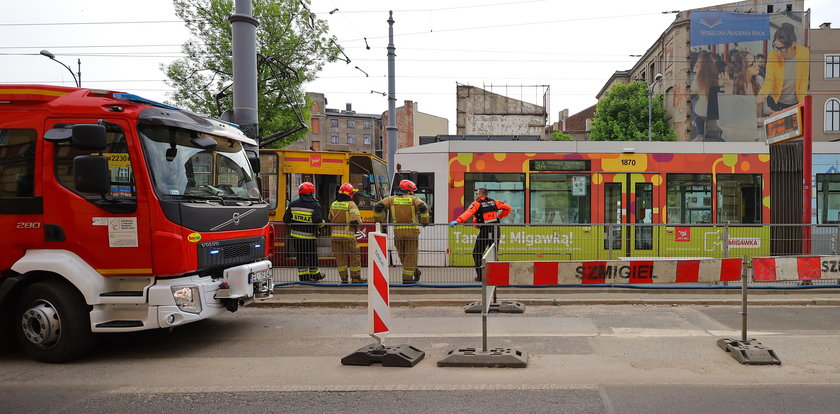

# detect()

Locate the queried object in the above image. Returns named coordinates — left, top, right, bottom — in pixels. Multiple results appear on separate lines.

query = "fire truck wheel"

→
left=15, top=281, right=96, bottom=363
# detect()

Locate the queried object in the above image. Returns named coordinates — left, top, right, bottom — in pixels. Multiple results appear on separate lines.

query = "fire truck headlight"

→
left=171, top=286, right=202, bottom=314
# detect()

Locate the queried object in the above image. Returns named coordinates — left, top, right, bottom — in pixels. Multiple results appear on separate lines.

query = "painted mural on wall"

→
left=689, top=11, right=810, bottom=142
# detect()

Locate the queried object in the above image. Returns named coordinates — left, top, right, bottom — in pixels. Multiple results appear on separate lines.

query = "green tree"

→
left=164, top=0, right=339, bottom=148
left=588, top=82, right=675, bottom=141
left=551, top=130, right=573, bottom=141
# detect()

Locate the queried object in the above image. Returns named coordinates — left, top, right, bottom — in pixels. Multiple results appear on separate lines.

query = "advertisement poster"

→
left=689, top=11, right=810, bottom=142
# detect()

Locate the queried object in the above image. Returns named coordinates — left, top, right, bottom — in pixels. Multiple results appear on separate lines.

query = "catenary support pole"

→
left=230, top=0, right=259, bottom=142
left=386, top=11, right=397, bottom=184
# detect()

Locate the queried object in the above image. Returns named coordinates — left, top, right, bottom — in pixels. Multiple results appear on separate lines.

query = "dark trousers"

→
left=291, top=237, right=318, bottom=275
left=472, top=226, right=497, bottom=278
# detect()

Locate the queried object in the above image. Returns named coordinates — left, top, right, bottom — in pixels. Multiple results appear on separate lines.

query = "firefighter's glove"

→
left=449, top=221, right=458, bottom=228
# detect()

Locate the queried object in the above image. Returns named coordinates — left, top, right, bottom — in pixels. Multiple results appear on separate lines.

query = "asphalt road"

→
left=2, top=305, right=840, bottom=413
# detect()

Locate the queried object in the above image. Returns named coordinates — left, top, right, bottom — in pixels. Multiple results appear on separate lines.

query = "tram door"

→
left=603, top=173, right=657, bottom=258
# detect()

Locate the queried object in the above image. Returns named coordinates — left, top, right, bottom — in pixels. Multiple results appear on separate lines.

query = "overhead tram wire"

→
left=319, top=4, right=377, bottom=93
left=2, top=0, right=809, bottom=29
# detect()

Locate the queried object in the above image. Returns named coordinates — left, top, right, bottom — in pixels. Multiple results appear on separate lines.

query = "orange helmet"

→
left=399, top=179, right=417, bottom=192
left=298, top=181, right=315, bottom=194
left=339, top=183, right=355, bottom=195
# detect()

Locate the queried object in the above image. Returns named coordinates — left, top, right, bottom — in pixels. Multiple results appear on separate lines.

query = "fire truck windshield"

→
left=138, top=124, right=260, bottom=201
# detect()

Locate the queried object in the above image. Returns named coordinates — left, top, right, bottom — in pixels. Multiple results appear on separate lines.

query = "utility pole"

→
left=229, top=0, right=260, bottom=143
left=386, top=11, right=397, bottom=185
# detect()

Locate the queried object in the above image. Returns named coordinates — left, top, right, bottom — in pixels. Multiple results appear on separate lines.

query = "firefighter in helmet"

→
left=283, top=181, right=325, bottom=282
left=374, top=179, right=429, bottom=284
left=449, top=187, right=512, bottom=281
left=329, top=183, right=364, bottom=284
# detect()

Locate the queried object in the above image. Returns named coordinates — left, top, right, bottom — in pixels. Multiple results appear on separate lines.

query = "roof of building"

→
left=563, top=105, right=597, bottom=132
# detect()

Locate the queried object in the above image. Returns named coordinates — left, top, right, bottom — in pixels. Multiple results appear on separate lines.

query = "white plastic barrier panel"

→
left=367, top=231, right=390, bottom=341
left=485, top=258, right=743, bottom=286
left=752, top=256, right=840, bottom=281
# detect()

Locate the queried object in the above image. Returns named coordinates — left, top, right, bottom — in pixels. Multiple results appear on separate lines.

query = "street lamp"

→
left=647, top=73, right=663, bottom=141
left=40, top=49, right=81, bottom=88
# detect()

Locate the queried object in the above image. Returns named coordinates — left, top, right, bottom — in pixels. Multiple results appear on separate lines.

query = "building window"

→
left=330, top=132, right=339, bottom=144
left=827, top=99, right=840, bottom=132
left=827, top=55, right=840, bottom=78
left=347, top=133, right=355, bottom=144
left=310, top=118, right=320, bottom=134
left=330, top=119, right=338, bottom=128
left=346, top=120, right=355, bottom=128
left=364, top=121, right=373, bottom=129
left=363, top=134, right=372, bottom=145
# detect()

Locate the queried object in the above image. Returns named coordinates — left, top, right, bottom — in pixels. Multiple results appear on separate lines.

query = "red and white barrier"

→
left=368, top=231, right=390, bottom=339
left=752, top=256, right=840, bottom=281
left=485, top=258, right=743, bottom=286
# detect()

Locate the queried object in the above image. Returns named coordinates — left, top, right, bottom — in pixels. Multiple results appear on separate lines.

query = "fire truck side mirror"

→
left=71, top=124, right=107, bottom=151
left=74, top=155, right=111, bottom=194
left=245, top=144, right=260, bottom=174
left=247, top=152, right=260, bottom=174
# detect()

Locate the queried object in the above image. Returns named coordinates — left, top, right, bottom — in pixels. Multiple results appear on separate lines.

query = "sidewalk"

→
left=255, top=285, right=840, bottom=308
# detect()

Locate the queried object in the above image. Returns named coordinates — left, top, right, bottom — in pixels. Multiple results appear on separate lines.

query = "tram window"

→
left=717, top=174, right=762, bottom=224
left=604, top=182, right=622, bottom=250
left=530, top=173, right=591, bottom=224
left=258, top=153, right=279, bottom=209
left=371, top=160, right=390, bottom=201
left=666, top=174, right=712, bottom=224
left=393, top=171, right=434, bottom=218
left=817, top=174, right=840, bottom=224
left=349, top=155, right=376, bottom=208
left=635, top=183, right=654, bottom=250
left=464, top=173, right=525, bottom=224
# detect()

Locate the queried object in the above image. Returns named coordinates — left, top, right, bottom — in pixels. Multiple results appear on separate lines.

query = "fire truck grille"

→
left=197, top=236, right=265, bottom=270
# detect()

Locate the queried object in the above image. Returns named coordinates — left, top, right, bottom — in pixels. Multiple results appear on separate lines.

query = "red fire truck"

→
left=0, top=85, right=273, bottom=362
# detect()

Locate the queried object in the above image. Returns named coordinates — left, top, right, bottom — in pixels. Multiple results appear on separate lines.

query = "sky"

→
left=2, top=0, right=838, bottom=134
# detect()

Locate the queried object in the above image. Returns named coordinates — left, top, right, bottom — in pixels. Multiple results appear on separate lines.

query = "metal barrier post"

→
left=438, top=242, right=527, bottom=368
left=741, top=255, right=748, bottom=342
left=341, top=229, right=425, bottom=367
left=723, top=224, right=730, bottom=259
left=481, top=242, right=493, bottom=352
left=716, top=256, right=781, bottom=365
left=464, top=225, right=525, bottom=314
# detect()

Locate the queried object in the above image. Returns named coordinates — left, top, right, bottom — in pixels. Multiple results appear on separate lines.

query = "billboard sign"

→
left=689, top=11, right=810, bottom=143
left=691, top=11, right=770, bottom=46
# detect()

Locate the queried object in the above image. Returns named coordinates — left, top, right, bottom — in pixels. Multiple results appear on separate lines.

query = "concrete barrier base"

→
left=464, top=300, right=525, bottom=313
left=341, top=344, right=425, bottom=367
left=437, top=347, right=528, bottom=368
left=717, top=338, right=781, bottom=365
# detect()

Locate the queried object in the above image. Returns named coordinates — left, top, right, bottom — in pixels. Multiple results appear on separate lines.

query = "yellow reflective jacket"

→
left=329, top=198, right=361, bottom=239
left=373, top=194, right=429, bottom=237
